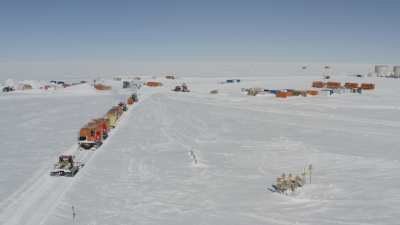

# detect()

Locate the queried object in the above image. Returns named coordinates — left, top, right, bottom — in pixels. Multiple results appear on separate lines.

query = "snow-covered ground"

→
left=1, top=75, right=400, bottom=225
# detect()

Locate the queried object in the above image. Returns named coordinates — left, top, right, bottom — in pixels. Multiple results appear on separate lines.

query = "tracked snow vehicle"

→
left=50, top=155, right=84, bottom=177
left=131, top=93, right=139, bottom=102
left=118, top=102, right=128, bottom=111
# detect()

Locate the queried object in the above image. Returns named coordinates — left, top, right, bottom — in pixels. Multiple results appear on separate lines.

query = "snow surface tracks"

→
left=0, top=94, right=139, bottom=225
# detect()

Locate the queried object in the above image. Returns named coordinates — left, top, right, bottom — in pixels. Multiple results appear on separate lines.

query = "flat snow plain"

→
left=1, top=76, right=400, bottom=225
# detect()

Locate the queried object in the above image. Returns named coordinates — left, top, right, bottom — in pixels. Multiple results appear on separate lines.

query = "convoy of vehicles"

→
left=50, top=90, right=140, bottom=177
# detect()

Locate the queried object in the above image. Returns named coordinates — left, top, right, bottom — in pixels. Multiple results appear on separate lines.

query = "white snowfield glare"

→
left=1, top=75, right=400, bottom=225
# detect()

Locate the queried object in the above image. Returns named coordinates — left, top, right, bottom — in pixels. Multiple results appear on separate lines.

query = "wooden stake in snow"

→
left=189, top=150, right=198, bottom=165
left=308, top=164, right=313, bottom=184
left=72, top=206, right=76, bottom=222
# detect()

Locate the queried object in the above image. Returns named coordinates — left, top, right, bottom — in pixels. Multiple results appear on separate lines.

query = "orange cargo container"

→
left=307, top=90, right=319, bottom=96
left=344, top=82, right=359, bottom=89
left=360, top=83, right=375, bottom=90
left=94, top=84, right=112, bottom=90
left=276, top=92, right=288, bottom=98
left=146, top=81, right=162, bottom=87
left=312, top=81, right=325, bottom=88
left=326, top=82, right=341, bottom=89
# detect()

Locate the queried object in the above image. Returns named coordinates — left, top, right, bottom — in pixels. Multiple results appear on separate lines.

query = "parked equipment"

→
left=122, top=81, right=131, bottom=88
left=210, top=89, right=218, bottom=94
left=246, top=87, right=263, bottom=96
left=50, top=155, right=84, bottom=177
left=226, top=79, right=241, bottom=83
left=2, top=86, right=14, bottom=92
left=165, top=75, right=176, bottom=79
left=173, top=83, right=190, bottom=92
left=173, top=85, right=182, bottom=92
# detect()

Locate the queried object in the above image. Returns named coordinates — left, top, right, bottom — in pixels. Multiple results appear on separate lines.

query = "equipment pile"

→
left=270, top=164, right=313, bottom=194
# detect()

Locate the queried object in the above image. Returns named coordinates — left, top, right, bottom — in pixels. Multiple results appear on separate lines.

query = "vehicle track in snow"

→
left=0, top=91, right=146, bottom=225
left=0, top=145, right=94, bottom=225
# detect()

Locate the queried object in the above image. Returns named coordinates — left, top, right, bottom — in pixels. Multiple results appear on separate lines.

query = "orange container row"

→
left=312, top=81, right=375, bottom=90
left=275, top=90, right=319, bottom=98
left=146, top=81, right=163, bottom=87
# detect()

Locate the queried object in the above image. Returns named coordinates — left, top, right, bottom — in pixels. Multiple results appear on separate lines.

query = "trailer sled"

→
left=79, top=139, right=102, bottom=150
left=118, top=102, right=128, bottom=111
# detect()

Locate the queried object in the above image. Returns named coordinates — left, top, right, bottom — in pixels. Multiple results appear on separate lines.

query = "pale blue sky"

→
left=1, top=0, right=399, bottom=63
